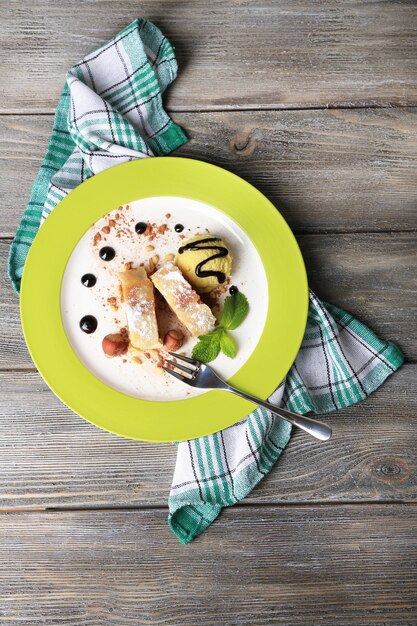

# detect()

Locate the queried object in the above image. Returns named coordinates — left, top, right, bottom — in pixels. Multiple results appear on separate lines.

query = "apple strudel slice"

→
left=118, top=267, right=160, bottom=350
left=151, top=263, right=216, bottom=337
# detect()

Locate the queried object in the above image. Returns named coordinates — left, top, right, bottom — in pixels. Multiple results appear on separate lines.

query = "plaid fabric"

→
left=8, top=20, right=404, bottom=545
left=169, top=292, right=404, bottom=543
left=8, top=18, right=187, bottom=292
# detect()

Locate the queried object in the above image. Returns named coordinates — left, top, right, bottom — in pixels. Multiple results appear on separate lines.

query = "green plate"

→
left=20, top=157, right=308, bottom=441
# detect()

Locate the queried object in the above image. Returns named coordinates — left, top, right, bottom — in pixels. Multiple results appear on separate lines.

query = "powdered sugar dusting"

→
left=119, top=268, right=160, bottom=350
left=126, top=289, right=156, bottom=344
left=152, top=263, right=216, bottom=337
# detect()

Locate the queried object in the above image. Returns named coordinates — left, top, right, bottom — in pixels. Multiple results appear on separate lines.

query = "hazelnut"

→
left=102, top=333, right=129, bottom=358
left=163, top=329, right=184, bottom=352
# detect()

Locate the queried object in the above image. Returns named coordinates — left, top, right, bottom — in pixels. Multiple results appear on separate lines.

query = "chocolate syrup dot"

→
left=229, top=285, right=239, bottom=295
left=135, top=221, right=147, bottom=234
left=79, top=315, right=97, bottom=334
left=81, top=273, right=97, bottom=288
left=174, top=223, right=184, bottom=233
left=99, top=246, right=115, bottom=261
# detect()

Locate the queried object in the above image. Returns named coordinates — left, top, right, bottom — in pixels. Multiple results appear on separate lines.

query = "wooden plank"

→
left=2, top=109, right=417, bottom=236
left=1, top=1, right=417, bottom=113
left=0, top=506, right=416, bottom=624
left=1, top=233, right=415, bottom=370
left=0, top=364, right=415, bottom=509
left=299, top=232, right=417, bottom=363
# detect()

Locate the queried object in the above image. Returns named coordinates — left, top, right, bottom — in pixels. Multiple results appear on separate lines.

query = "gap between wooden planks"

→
left=1, top=108, right=417, bottom=235
left=1, top=0, right=417, bottom=112
left=0, top=505, right=416, bottom=625
left=0, top=364, right=415, bottom=509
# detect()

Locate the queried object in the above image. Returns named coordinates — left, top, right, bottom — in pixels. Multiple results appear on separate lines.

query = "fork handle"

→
left=224, top=386, right=332, bottom=441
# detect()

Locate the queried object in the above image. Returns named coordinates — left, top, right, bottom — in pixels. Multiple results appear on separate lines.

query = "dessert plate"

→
left=20, top=157, right=308, bottom=442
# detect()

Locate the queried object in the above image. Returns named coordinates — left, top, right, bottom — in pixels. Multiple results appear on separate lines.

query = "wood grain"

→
left=0, top=363, right=415, bottom=509
left=1, top=0, right=417, bottom=113
left=2, top=109, right=417, bottom=236
left=1, top=233, right=415, bottom=369
left=0, top=506, right=416, bottom=624
left=1, top=2, right=416, bottom=621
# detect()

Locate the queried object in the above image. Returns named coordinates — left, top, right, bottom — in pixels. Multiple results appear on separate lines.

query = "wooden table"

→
left=1, top=2, right=416, bottom=624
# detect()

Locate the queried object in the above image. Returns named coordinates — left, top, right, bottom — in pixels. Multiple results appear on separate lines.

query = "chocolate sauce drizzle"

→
left=178, top=237, right=228, bottom=284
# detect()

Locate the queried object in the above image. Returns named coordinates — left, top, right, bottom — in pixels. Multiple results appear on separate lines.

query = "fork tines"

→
left=168, top=351, right=198, bottom=365
left=163, top=352, right=200, bottom=385
left=162, top=366, right=189, bottom=383
left=165, top=359, right=194, bottom=376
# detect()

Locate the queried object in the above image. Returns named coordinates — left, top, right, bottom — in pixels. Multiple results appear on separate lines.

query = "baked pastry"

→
left=118, top=267, right=160, bottom=350
left=151, top=263, right=216, bottom=337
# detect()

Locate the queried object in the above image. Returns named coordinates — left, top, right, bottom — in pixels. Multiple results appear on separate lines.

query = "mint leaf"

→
left=220, top=331, right=237, bottom=358
left=192, top=332, right=221, bottom=363
left=191, top=292, right=249, bottom=363
left=220, top=292, right=249, bottom=330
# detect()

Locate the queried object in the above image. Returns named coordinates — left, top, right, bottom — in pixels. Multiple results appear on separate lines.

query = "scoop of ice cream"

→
left=175, top=234, right=232, bottom=293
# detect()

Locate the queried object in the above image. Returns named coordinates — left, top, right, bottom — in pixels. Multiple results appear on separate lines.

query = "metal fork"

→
left=164, top=352, right=332, bottom=441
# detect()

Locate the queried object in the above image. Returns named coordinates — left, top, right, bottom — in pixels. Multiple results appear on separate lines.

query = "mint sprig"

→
left=220, top=291, right=249, bottom=330
left=192, top=291, right=249, bottom=363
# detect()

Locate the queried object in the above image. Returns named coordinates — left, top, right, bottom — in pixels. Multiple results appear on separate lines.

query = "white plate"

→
left=61, top=196, right=268, bottom=402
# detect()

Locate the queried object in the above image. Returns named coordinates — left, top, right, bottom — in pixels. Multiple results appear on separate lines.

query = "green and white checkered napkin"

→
left=169, top=293, right=403, bottom=542
left=9, top=20, right=404, bottom=544
left=8, top=18, right=187, bottom=292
